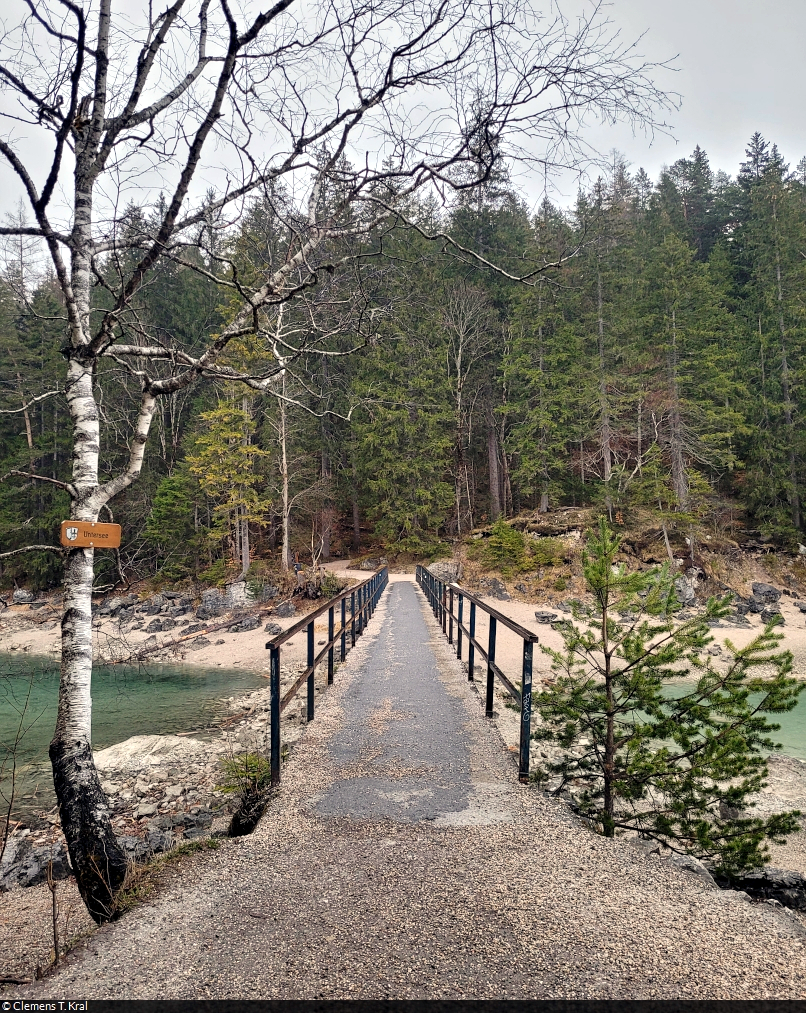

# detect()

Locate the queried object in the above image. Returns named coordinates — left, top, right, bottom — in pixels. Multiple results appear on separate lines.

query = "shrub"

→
left=470, top=519, right=531, bottom=577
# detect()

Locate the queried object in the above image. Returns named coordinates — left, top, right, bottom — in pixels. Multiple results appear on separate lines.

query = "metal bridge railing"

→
left=416, top=564, right=537, bottom=783
left=266, top=566, right=388, bottom=785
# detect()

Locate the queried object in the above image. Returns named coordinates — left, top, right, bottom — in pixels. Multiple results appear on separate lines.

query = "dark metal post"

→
left=358, top=585, right=364, bottom=635
left=341, top=596, right=347, bottom=661
left=328, top=605, right=335, bottom=685
left=351, top=590, right=356, bottom=646
left=307, top=620, right=315, bottom=721
left=441, top=582, right=447, bottom=634
left=519, top=640, right=534, bottom=783
left=448, top=586, right=454, bottom=644
left=270, top=645, right=281, bottom=787
left=457, top=594, right=463, bottom=660
left=485, top=616, right=497, bottom=718
left=468, top=601, right=476, bottom=681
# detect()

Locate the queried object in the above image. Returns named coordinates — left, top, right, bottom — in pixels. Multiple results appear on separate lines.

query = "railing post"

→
left=358, top=585, right=364, bottom=635
left=485, top=616, right=497, bottom=718
left=341, top=596, right=347, bottom=661
left=457, top=594, right=463, bottom=660
left=307, top=620, right=315, bottom=721
left=448, top=586, right=454, bottom=645
left=468, top=601, right=476, bottom=681
left=519, top=640, right=533, bottom=783
left=441, top=582, right=447, bottom=635
left=270, top=645, right=281, bottom=787
left=328, top=605, right=335, bottom=685
left=351, top=590, right=356, bottom=646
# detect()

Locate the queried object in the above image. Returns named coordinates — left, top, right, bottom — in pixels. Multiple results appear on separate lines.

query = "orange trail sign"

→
left=60, top=521, right=122, bottom=549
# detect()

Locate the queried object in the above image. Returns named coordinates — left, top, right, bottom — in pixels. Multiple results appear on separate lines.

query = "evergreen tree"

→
left=534, top=520, right=803, bottom=874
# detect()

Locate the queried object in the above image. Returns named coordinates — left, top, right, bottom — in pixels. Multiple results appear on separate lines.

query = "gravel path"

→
left=7, top=577, right=806, bottom=1000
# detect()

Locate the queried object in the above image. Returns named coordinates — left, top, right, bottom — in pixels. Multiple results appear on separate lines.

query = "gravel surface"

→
left=5, top=577, right=806, bottom=999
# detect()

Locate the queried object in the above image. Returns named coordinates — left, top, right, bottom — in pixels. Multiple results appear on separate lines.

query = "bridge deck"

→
left=13, top=576, right=806, bottom=1000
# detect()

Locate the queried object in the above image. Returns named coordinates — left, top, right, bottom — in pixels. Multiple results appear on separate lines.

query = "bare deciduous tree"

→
left=0, top=0, right=674, bottom=920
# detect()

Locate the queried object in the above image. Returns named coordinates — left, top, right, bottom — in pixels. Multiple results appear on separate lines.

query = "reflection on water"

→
left=0, top=652, right=265, bottom=819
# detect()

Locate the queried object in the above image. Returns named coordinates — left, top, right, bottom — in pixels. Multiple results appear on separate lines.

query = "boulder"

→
left=673, top=577, right=695, bottom=605
left=0, top=836, right=72, bottom=891
left=187, top=636, right=211, bottom=651
left=195, top=605, right=218, bottom=621
left=11, top=588, right=35, bottom=604
left=99, top=596, right=124, bottom=616
left=535, top=611, right=558, bottom=624
left=162, top=590, right=181, bottom=600
left=230, top=614, right=261, bottom=633
left=752, top=582, right=781, bottom=604
left=760, top=607, right=784, bottom=625
left=264, top=621, right=283, bottom=636
left=274, top=601, right=297, bottom=618
left=145, top=619, right=164, bottom=633
left=666, top=854, right=717, bottom=889
left=427, top=559, right=462, bottom=583
left=723, top=867, right=806, bottom=911
left=356, top=556, right=388, bottom=571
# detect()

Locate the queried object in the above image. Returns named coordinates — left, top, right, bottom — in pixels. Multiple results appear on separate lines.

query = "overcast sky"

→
left=1, top=0, right=804, bottom=219
left=572, top=0, right=806, bottom=187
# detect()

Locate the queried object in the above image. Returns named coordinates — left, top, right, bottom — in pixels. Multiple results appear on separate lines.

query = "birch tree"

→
left=0, top=0, right=674, bottom=920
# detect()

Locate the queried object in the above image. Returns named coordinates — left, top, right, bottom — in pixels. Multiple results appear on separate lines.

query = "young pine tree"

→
left=533, top=518, right=803, bottom=876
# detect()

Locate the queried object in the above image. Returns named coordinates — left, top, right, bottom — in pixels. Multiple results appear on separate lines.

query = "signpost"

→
left=60, top=521, right=122, bottom=549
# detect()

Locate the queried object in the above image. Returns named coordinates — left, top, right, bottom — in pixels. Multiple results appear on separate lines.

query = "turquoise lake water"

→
left=0, top=652, right=266, bottom=819
left=656, top=680, right=806, bottom=761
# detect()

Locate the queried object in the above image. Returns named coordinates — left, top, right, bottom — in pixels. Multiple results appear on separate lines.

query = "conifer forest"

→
left=2, top=133, right=805, bottom=590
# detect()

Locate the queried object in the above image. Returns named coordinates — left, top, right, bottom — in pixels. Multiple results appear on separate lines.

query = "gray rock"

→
left=760, top=607, right=784, bottom=625
left=673, top=577, right=695, bottom=604
left=162, top=590, right=181, bottom=600
left=535, top=611, right=558, bottom=623
left=230, top=614, right=261, bottom=633
left=258, top=584, right=280, bottom=602
left=143, top=635, right=158, bottom=649
left=0, top=836, right=72, bottom=890
left=427, top=559, right=462, bottom=583
left=723, top=867, right=806, bottom=910
left=150, top=594, right=165, bottom=607
left=195, top=605, right=218, bottom=621
left=12, top=588, right=35, bottom=604
left=666, top=853, right=717, bottom=888
left=136, top=802, right=158, bottom=817
left=160, top=617, right=177, bottom=631
left=184, top=623, right=204, bottom=634
left=146, top=619, right=164, bottom=633
left=264, top=621, right=283, bottom=636
left=480, top=577, right=511, bottom=601
left=356, top=556, right=388, bottom=571
left=273, top=601, right=297, bottom=618
left=187, top=637, right=211, bottom=651
left=752, top=581, right=781, bottom=604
